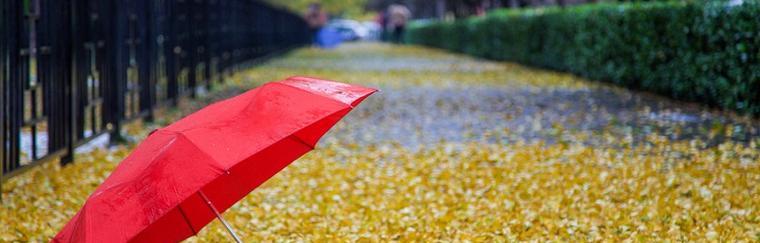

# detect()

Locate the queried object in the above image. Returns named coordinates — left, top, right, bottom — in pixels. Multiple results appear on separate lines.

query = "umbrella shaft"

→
left=199, top=190, right=243, bottom=243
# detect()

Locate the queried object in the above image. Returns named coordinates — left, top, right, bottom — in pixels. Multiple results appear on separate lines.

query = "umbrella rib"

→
left=92, top=135, right=181, bottom=196
left=176, top=132, right=227, bottom=171
left=177, top=204, right=197, bottom=235
left=290, top=135, right=315, bottom=150
left=274, top=82, right=356, bottom=108
left=287, top=105, right=354, bottom=150
left=167, top=87, right=263, bottom=135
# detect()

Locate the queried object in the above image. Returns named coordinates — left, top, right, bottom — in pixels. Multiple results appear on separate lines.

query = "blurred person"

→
left=305, top=3, right=328, bottom=44
left=375, top=10, right=388, bottom=41
left=387, top=2, right=411, bottom=44
left=475, top=5, right=485, bottom=16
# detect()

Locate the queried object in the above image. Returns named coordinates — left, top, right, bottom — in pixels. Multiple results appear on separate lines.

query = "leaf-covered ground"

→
left=2, top=43, right=759, bottom=242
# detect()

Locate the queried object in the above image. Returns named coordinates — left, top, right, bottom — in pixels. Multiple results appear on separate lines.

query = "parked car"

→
left=361, top=21, right=382, bottom=41
left=326, top=19, right=369, bottom=41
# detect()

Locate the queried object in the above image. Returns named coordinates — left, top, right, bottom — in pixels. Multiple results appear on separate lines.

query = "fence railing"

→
left=1, top=0, right=310, bottom=185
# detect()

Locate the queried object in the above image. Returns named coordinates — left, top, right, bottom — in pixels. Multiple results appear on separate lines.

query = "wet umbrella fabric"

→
left=53, top=77, right=376, bottom=242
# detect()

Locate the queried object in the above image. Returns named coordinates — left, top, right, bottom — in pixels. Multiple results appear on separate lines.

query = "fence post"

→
left=1, top=0, right=8, bottom=186
left=5, top=0, right=22, bottom=178
left=141, top=0, right=155, bottom=122
left=187, top=0, right=197, bottom=98
left=165, top=0, right=177, bottom=106
left=60, top=0, right=76, bottom=165
left=105, top=0, right=125, bottom=145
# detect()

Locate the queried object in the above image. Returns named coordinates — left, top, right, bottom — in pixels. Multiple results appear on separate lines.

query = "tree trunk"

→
left=436, top=0, right=446, bottom=19
left=508, top=0, right=519, bottom=8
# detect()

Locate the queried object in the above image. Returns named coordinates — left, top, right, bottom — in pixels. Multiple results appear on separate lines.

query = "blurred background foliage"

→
left=264, top=0, right=682, bottom=20
left=262, top=0, right=370, bottom=19
left=406, top=0, right=760, bottom=115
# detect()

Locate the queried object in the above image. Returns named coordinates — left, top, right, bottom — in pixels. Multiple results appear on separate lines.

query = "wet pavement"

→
left=243, top=43, right=760, bottom=148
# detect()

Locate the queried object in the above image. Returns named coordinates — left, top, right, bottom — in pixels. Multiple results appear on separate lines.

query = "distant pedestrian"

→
left=387, top=3, right=411, bottom=44
left=375, top=10, right=388, bottom=41
left=305, top=3, right=328, bottom=45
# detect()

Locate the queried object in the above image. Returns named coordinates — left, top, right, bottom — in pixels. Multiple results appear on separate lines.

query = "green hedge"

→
left=406, top=1, right=760, bottom=115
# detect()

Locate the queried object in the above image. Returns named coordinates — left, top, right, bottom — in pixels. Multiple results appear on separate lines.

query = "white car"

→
left=361, top=21, right=382, bottom=41
left=326, top=19, right=369, bottom=41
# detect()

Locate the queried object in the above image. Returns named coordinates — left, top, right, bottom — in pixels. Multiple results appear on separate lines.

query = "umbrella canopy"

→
left=53, top=77, right=376, bottom=242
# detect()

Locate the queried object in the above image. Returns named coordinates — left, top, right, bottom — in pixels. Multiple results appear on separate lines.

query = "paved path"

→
left=255, top=43, right=759, bottom=147
left=2, top=43, right=759, bottom=242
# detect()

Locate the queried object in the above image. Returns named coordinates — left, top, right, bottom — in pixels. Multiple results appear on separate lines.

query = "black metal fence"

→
left=1, top=0, right=310, bottom=184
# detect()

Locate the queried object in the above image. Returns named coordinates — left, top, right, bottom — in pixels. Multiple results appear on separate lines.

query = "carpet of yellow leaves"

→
left=2, top=43, right=759, bottom=242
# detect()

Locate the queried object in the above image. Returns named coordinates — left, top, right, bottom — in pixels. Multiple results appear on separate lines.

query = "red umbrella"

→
left=53, top=77, right=376, bottom=242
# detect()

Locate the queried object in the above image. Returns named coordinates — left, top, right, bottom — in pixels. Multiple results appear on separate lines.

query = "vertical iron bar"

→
left=107, top=0, right=125, bottom=145
left=166, top=0, right=178, bottom=105
left=61, top=0, right=76, bottom=165
left=141, top=0, right=155, bottom=122
left=1, top=0, right=8, bottom=185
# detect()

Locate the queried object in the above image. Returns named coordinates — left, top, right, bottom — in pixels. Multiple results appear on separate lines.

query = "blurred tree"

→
left=262, top=0, right=369, bottom=19
left=368, top=0, right=511, bottom=18
left=366, top=0, right=675, bottom=19
left=265, top=0, right=677, bottom=21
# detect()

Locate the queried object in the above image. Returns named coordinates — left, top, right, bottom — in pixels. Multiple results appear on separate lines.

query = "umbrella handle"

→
left=198, top=190, right=243, bottom=243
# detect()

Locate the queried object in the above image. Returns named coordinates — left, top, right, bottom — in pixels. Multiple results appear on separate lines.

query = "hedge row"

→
left=406, top=1, right=760, bottom=115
